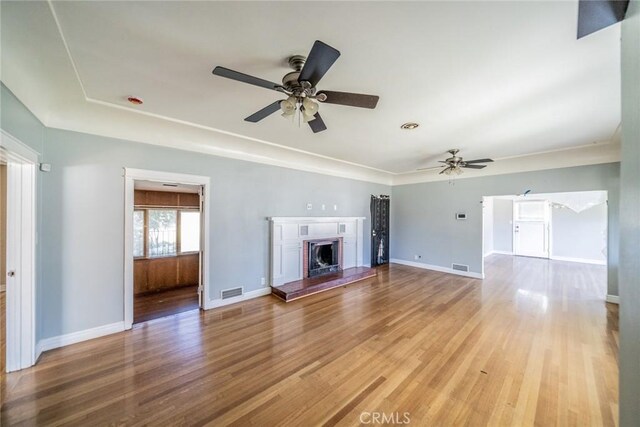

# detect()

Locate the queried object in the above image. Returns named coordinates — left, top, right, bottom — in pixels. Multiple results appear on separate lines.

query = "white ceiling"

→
left=0, top=1, right=621, bottom=182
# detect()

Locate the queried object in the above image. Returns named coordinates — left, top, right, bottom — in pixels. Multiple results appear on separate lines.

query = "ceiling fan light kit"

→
left=212, top=40, right=379, bottom=133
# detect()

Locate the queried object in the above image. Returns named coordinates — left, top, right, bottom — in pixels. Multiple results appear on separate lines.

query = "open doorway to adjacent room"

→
left=482, top=191, right=609, bottom=295
left=131, top=180, right=204, bottom=324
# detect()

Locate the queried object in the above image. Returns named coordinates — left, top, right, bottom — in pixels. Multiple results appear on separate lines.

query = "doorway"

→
left=513, top=200, right=550, bottom=259
left=482, top=191, right=608, bottom=281
left=0, top=131, right=37, bottom=372
left=132, top=181, right=202, bottom=323
left=124, top=169, right=210, bottom=329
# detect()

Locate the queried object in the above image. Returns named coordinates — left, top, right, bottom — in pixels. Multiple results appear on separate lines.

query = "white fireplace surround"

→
left=268, top=217, right=366, bottom=286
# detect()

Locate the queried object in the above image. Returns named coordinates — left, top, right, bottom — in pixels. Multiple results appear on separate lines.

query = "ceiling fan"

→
left=212, top=40, right=379, bottom=133
left=419, top=149, right=494, bottom=175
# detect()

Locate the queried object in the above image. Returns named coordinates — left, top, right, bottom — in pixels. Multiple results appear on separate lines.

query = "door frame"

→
left=512, top=200, right=551, bottom=259
left=123, top=168, right=210, bottom=330
left=1, top=130, right=37, bottom=372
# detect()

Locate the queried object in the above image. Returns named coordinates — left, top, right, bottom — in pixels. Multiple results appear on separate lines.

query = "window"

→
left=180, top=211, right=200, bottom=253
left=133, top=210, right=145, bottom=258
left=133, top=208, right=200, bottom=258
left=148, top=209, right=177, bottom=257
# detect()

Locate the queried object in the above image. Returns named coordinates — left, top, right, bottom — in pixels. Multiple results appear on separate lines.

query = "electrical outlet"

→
left=414, top=255, right=422, bottom=260
left=321, top=204, right=326, bottom=210
left=334, top=204, right=338, bottom=211
left=261, top=277, right=266, bottom=286
left=306, top=203, right=312, bottom=210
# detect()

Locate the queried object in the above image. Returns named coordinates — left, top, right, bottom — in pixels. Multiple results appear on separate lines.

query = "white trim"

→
left=491, top=250, right=515, bottom=256
left=390, top=258, right=484, bottom=279
left=204, top=287, right=271, bottom=310
left=36, top=322, right=125, bottom=354
left=268, top=216, right=366, bottom=222
left=0, top=129, right=39, bottom=162
left=392, top=142, right=620, bottom=185
left=550, top=256, right=607, bottom=266
left=1, top=130, right=37, bottom=372
left=606, top=294, right=620, bottom=304
left=123, top=168, right=211, bottom=329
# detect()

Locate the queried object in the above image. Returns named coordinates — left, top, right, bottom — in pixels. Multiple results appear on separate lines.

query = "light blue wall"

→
left=38, top=128, right=388, bottom=339
left=619, top=1, right=640, bottom=424
left=493, top=199, right=513, bottom=253
left=391, top=163, right=620, bottom=295
left=552, top=203, right=607, bottom=263
left=0, top=83, right=44, bottom=155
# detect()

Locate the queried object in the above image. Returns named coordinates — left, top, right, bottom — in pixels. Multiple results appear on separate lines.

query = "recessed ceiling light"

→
left=127, top=96, right=143, bottom=105
left=401, top=122, right=419, bottom=130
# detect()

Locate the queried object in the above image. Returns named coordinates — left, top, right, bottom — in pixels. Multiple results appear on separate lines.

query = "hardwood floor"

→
left=1, top=255, right=618, bottom=426
left=1, top=291, right=5, bottom=405
left=134, top=285, right=199, bottom=324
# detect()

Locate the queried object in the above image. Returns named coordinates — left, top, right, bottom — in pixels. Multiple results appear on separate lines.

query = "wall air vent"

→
left=221, top=287, right=243, bottom=299
left=452, top=263, right=469, bottom=272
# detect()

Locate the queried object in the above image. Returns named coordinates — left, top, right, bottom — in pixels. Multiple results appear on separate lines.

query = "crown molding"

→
left=391, top=141, right=621, bottom=186
left=7, top=2, right=619, bottom=187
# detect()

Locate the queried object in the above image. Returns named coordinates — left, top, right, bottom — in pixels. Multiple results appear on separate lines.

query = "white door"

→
left=0, top=131, right=37, bottom=372
left=513, top=200, right=550, bottom=258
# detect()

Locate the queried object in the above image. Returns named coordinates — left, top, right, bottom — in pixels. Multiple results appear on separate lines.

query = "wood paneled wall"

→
left=134, top=254, right=199, bottom=295
left=134, top=190, right=200, bottom=295
left=134, top=190, right=199, bottom=208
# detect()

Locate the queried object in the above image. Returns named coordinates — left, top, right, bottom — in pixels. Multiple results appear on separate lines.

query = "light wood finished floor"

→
left=1, top=255, right=618, bottom=426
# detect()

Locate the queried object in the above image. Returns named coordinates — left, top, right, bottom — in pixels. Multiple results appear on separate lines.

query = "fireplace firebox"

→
left=306, top=239, right=342, bottom=277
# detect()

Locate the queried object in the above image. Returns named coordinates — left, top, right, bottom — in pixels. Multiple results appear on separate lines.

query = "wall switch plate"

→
left=306, top=203, right=312, bottom=210
left=321, top=204, right=326, bottom=210
left=334, top=204, right=338, bottom=211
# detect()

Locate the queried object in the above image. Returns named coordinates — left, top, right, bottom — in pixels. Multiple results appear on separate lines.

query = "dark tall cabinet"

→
left=370, top=195, right=390, bottom=266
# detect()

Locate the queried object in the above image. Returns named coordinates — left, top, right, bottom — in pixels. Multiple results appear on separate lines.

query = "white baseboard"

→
left=390, top=258, right=484, bottom=279
left=550, top=256, right=606, bottom=266
left=490, top=250, right=514, bottom=256
left=606, top=294, right=620, bottom=304
left=37, top=321, right=125, bottom=356
left=204, top=287, right=271, bottom=310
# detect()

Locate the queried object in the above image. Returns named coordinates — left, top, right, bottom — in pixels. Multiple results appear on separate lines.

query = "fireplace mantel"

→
left=267, top=217, right=366, bottom=286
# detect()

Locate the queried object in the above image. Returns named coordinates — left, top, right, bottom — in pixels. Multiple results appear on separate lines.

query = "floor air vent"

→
left=221, top=287, right=243, bottom=299
left=452, top=263, right=469, bottom=272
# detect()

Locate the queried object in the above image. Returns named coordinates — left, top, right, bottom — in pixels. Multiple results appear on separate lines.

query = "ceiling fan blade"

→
left=308, top=112, right=327, bottom=133
left=244, top=101, right=283, bottom=123
left=463, top=158, right=494, bottom=164
left=316, top=91, right=379, bottom=109
left=462, top=164, right=487, bottom=169
left=213, top=66, right=282, bottom=91
left=299, top=41, right=340, bottom=87
left=439, top=168, right=448, bottom=175
left=577, top=0, right=629, bottom=39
